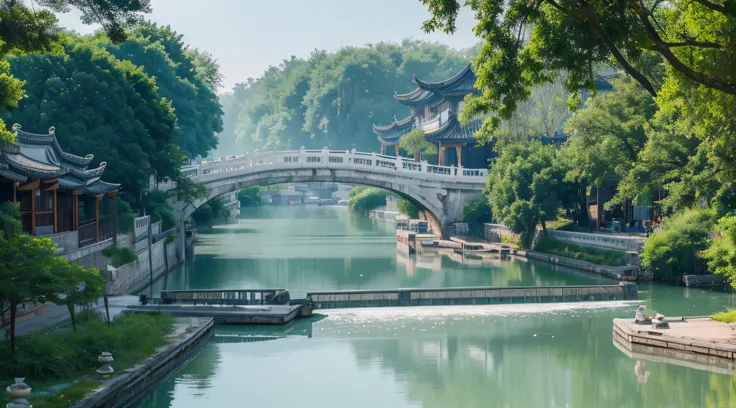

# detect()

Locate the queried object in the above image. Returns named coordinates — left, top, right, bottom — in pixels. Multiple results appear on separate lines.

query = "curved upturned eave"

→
left=423, top=115, right=482, bottom=144
left=413, top=63, right=479, bottom=96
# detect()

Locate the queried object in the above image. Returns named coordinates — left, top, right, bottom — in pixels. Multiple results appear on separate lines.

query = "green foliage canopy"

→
left=703, top=215, right=736, bottom=288
left=641, top=209, right=715, bottom=281
left=399, top=129, right=437, bottom=159
left=397, top=199, right=420, bottom=219
left=485, top=142, right=575, bottom=244
left=48, top=258, right=105, bottom=332
left=348, top=187, right=388, bottom=215
left=216, top=40, right=474, bottom=154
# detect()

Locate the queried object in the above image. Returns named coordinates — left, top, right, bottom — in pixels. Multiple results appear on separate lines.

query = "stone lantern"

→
left=6, top=378, right=32, bottom=408
left=96, top=352, right=114, bottom=379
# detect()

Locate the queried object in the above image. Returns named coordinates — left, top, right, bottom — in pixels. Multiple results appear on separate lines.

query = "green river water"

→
left=137, top=206, right=736, bottom=408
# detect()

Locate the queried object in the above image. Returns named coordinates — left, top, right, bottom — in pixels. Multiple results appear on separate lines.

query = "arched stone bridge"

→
left=161, top=148, right=489, bottom=237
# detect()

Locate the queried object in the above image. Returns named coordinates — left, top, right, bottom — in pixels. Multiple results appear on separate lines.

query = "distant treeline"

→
left=3, top=23, right=223, bottom=207
left=214, top=39, right=479, bottom=156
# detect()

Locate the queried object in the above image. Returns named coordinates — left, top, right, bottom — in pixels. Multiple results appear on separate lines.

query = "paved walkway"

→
left=0, top=296, right=139, bottom=339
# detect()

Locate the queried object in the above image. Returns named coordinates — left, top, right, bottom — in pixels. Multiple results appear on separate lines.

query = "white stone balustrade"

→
left=157, top=148, right=489, bottom=192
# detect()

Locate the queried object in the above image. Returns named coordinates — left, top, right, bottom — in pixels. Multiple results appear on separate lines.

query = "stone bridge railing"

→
left=155, top=148, right=489, bottom=191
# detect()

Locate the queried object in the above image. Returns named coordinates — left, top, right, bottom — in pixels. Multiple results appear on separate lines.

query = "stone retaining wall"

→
left=525, top=250, right=641, bottom=280
left=105, top=233, right=183, bottom=296
left=61, top=238, right=114, bottom=270
left=71, top=317, right=214, bottom=408
left=683, top=274, right=726, bottom=288
left=547, top=230, right=646, bottom=252
left=48, top=230, right=79, bottom=252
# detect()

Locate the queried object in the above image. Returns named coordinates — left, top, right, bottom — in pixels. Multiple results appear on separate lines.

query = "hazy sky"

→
left=56, top=0, right=479, bottom=93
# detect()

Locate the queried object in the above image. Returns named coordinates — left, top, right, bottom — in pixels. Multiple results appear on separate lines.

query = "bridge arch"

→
left=166, top=149, right=488, bottom=237
left=180, top=169, right=446, bottom=229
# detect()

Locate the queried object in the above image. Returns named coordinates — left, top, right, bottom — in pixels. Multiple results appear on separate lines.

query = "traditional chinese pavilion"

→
left=0, top=124, right=119, bottom=247
left=372, top=64, right=492, bottom=167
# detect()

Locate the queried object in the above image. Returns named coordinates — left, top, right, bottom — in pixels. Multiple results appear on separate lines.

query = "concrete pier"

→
left=613, top=317, right=736, bottom=366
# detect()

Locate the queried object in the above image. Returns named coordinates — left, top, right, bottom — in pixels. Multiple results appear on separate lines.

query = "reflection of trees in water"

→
left=347, top=312, right=735, bottom=407
left=134, top=344, right=221, bottom=407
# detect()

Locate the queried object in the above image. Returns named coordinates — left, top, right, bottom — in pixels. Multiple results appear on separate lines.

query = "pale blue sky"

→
left=56, top=0, right=478, bottom=92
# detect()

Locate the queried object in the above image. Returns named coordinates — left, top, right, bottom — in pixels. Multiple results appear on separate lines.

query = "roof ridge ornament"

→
left=48, top=126, right=55, bottom=135
left=12, top=124, right=21, bottom=132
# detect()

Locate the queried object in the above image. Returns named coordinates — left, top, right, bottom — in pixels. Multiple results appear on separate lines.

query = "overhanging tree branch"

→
left=576, top=0, right=658, bottom=97
left=691, top=0, right=730, bottom=14
left=634, top=3, right=736, bottom=95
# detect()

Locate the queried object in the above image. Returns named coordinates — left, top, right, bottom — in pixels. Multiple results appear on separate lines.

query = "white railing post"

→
left=421, top=161, right=428, bottom=173
left=371, top=153, right=377, bottom=167
left=321, top=146, right=329, bottom=165
left=299, top=146, right=305, bottom=168
left=396, top=155, right=402, bottom=171
left=348, top=149, right=354, bottom=166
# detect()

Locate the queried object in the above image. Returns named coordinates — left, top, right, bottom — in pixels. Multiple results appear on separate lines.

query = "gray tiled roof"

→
left=0, top=124, right=118, bottom=195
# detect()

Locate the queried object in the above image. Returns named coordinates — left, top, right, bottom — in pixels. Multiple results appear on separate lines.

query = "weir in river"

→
left=135, top=206, right=736, bottom=408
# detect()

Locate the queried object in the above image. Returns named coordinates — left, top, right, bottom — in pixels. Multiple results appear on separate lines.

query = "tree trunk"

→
left=9, top=299, right=16, bottom=354
left=585, top=185, right=593, bottom=232
left=104, top=294, right=110, bottom=323
left=541, top=220, right=548, bottom=236
left=67, top=304, right=77, bottom=332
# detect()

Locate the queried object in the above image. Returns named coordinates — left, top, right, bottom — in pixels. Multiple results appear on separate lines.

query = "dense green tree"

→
left=561, top=77, right=655, bottom=187
left=190, top=197, right=230, bottom=228
left=105, top=22, right=223, bottom=157
left=397, top=199, right=420, bottom=219
left=0, top=234, right=57, bottom=353
left=237, top=187, right=261, bottom=207
left=219, top=40, right=472, bottom=153
left=641, top=209, right=716, bottom=281
left=703, top=215, right=736, bottom=288
left=49, top=258, right=104, bottom=332
left=0, top=0, right=151, bottom=141
left=5, top=36, right=180, bottom=205
left=144, top=191, right=176, bottom=230
left=399, top=129, right=437, bottom=160
left=485, top=142, right=575, bottom=245
left=348, top=187, right=388, bottom=215
left=420, top=0, right=735, bottom=112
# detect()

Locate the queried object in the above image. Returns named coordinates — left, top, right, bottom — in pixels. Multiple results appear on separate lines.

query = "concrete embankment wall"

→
left=525, top=250, right=640, bottom=280
left=56, top=216, right=185, bottom=295
left=106, top=233, right=184, bottom=296
left=71, top=318, right=214, bottom=408
left=60, top=238, right=114, bottom=271
left=309, top=283, right=637, bottom=309
left=545, top=230, right=646, bottom=252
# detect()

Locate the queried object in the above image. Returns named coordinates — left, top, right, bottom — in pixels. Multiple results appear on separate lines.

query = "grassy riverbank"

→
left=534, top=236, right=628, bottom=266
left=1, top=312, right=173, bottom=408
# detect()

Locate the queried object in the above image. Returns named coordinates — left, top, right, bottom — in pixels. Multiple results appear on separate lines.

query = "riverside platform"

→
left=613, top=316, right=736, bottom=366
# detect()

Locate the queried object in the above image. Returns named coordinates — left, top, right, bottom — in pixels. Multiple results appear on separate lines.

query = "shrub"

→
left=712, top=310, right=736, bottom=323
left=116, top=199, right=136, bottom=233
left=397, top=199, right=419, bottom=219
left=101, top=245, right=137, bottom=267
left=703, top=215, right=736, bottom=288
left=462, top=200, right=492, bottom=237
left=641, top=209, right=716, bottom=281
left=0, top=313, right=172, bottom=381
left=237, top=187, right=261, bottom=207
left=348, top=187, right=388, bottom=215
left=534, top=236, right=628, bottom=266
